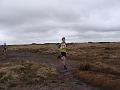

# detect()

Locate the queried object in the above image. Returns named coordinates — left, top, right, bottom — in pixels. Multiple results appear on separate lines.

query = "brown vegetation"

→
left=73, top=61, right=120, bottom=90
left=0, top=61, right=58, bottom=89
left=74, top=70, right=120, bottom=90
left=68, top=43, right=120, bottom=90
left=1, top=43, right=120, bottom=90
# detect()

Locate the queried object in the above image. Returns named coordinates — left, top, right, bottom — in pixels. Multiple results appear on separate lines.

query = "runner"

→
left=57, top=37, right=68, bottom=70
left=3, top=43, right=7, bottom=54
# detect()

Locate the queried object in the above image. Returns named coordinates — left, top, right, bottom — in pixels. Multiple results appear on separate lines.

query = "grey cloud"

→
left=0, top=0, right=120, bottom=44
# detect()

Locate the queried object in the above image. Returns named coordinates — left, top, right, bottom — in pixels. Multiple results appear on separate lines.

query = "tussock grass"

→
left=74, top=70, right=120, bottom=90
left=74, top=62, right=120, bottom=90
left=79, top=62, right=120, bottom=75
left=8, top=44, right=57, bottom=55
left=0, top=61, right=58, bottom=88
left=7, top=43, right=120, bottom=89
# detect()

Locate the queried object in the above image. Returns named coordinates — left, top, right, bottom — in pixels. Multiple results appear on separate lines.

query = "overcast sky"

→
left=0, top=0, right=120, bottom=44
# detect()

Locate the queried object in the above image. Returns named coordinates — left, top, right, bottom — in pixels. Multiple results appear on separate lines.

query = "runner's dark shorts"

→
left=61, top=52, right=66, bottom=57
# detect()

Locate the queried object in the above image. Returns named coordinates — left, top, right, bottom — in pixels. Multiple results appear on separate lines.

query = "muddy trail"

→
left=4, top=51, right=101, bottom=90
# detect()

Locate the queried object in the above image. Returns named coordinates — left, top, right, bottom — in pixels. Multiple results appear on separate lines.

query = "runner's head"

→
left=62, top=37, right=65, bottom=42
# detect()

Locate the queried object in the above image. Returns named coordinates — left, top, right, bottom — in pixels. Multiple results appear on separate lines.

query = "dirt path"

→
left=6, top=51, right=101, bottom=90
